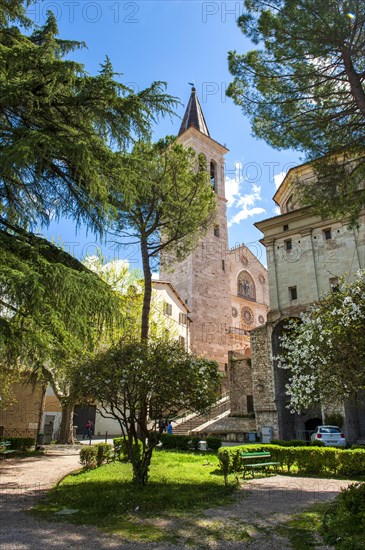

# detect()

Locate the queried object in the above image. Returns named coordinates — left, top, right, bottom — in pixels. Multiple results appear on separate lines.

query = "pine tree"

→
left=0, top=2, right=178, bottom=441
left=110, top=138, right=216, bottom=340
left=227, top=0, right=365, bottom=224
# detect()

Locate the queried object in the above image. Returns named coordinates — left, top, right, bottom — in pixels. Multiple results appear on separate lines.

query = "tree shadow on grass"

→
left=42, top=477, right=237, bottom=521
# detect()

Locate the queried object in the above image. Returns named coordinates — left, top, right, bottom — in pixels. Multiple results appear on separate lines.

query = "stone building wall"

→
left=249, top=325, right=279, bottom=438
left=252, top=160, right=365, bottom=442
left=161, top=126, right=232, bottom=369
left=229, top=352, right=253, bottom=416
left=0, top=377, right=44, bottom=437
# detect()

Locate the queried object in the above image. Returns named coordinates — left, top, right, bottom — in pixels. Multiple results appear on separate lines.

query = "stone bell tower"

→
left=161, top=86, right=231, bottom=370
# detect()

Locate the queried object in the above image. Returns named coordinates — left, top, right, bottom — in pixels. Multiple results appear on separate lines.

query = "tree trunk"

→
left=132, top=447, right=153, bottom=486
left=342, top=48, right=365, bottom=117
left=140, top=237, right=152, bottom=341
left=58, top=400, right=75, bottom=444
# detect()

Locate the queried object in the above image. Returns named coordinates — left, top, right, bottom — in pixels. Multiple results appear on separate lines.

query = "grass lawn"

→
left=274, top=503, right=327, bottom=550
left=33, top=450, right=238, bottom=542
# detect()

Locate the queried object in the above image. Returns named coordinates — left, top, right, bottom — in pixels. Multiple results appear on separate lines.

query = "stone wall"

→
left=229, top=352, right=253, bottom=415
left=0, top=377, right=44, bottom=437
left=250, top=325, right=279, bottom=438
left=201, top=416, right=257, bottom=442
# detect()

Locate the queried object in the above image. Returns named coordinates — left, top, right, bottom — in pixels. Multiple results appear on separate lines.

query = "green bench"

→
left=0, top=441, right=16, bottom=458
left=240, top=451, right=279, bottom=478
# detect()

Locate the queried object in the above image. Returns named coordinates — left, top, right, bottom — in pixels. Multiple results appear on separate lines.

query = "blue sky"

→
left=28, top=1, right=301, bottom=268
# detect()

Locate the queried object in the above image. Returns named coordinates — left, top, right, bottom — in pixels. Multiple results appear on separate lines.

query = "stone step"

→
left=172, top=398, right=231, bottom=435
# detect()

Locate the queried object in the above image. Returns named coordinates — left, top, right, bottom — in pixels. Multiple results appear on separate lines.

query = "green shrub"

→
left=218, top=449, right=230, bottom=485
left=322, top=483, right=365, bottom=549
left=159, top=434, right=191, bottom=451
left=189, top=436, right=201, bottom=451
left=3, top=437, right=35, bottom=451
left=113, top=437, right=143, bottom=462
left=206, top=436, right=222, bottom=451
left=218, top=444, right=365, bottom=478
left=337, top=449, right=365, bottom=477
left=271, top=439, right=307, bottom=447
left=113, top=437, right=128, bottom=462
left=95, top=443, right=112, bottom=467
left=310, top=439, right=325, bottom=447
left=80, top=446, right=97, bottom=469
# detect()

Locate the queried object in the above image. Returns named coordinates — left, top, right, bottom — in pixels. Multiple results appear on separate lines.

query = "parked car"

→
left=310, top=426, right=346, bottom=447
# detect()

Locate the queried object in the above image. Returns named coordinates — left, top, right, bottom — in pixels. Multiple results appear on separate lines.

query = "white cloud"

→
left=225, top=161, right=241, bottom=207
left=274, top=171, right=286, bottom=189
left=228, top=207, right=266, bottom=227
left=226, top=163, right=266, bottom=227
left=273, top=206, right=281, bottom=215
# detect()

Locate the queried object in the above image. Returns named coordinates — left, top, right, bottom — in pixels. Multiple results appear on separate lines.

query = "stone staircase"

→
left=172, top=394, right=231, bottom=435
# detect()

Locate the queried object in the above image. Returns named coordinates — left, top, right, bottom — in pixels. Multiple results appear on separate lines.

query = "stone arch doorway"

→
left=272, top=318, right=297, bottom=440
left=305, top=418, right=322, bottom=441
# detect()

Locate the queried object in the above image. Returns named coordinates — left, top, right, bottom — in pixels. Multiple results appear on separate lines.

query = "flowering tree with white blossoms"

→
left=77, top=338, right=221, bottom=485
left=277, top=270, right=365, bottom=413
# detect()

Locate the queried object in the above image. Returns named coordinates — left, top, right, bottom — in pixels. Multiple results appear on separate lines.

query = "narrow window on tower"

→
left=247, top=395, right=254, bottom=414
left=222, top=259, right=225, bottom=271
left=289, top=286, right=297, bottom=301
left=214, top=224, right=220, bottom=237
left=323, top=228, right=332, bottom=240
left=210, top=161, right=217, bottom=192
left=285, top=239, right=292, bottom=250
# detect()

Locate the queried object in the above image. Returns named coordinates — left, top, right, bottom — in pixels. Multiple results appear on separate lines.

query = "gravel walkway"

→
left=0, top=447, right=354, bottom=549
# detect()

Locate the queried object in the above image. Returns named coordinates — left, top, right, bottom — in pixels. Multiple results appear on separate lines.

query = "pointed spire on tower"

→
left=178, top=84, right=210, bottom=137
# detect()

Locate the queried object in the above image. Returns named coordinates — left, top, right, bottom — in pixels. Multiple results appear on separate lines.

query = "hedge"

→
left=271, top=439, right=307, bottom=447
left=159, top=433, right=201, bottom=451
left=158, top=434, right=222, bottom=452
left=218, top=444, right=365, bottom=477
left=2, top=437, right=35, bottom=451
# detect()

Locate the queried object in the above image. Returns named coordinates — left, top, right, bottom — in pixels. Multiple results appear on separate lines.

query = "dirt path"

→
left=0, top=448, right=354, bottom=549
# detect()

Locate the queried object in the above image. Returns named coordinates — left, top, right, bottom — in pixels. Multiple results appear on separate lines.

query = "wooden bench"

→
left=240, top=451, right=279, bottom=478
left=0, top=441, right=16, bottom=459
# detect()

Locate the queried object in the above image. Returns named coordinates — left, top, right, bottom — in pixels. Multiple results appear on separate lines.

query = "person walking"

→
left=167, top=421, right=173, bottom=435
left=83, top=420, right=91, bottom=440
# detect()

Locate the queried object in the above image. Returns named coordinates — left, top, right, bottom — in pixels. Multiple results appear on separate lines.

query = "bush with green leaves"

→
left=322, top=483, right=365, bottom=550
left=96, top=443, right=112, bottom=467
left=206, top=436, right=222, bottom=451
left=159, top=434, right=201, bottom=451
left=310, top=440, right=325, bottom=447
left=271, top=439, right=307, bottom=447
left=218, top=450, right=230, bottom=486
left=4, top=437, right=35, bottom=451
left=218, top=445, right=365, bottom=477
left=80, top=446, right=97, bottom=469
left=113, top=437, right=143, bottom=463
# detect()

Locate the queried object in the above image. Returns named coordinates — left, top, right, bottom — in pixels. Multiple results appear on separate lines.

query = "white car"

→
left=310, top=426, right=346, bottom=448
